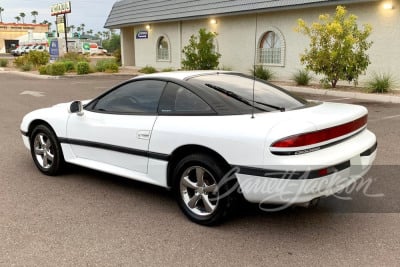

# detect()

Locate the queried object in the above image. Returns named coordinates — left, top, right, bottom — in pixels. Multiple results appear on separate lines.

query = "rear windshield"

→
left=188, top=73, right=307, bottom=112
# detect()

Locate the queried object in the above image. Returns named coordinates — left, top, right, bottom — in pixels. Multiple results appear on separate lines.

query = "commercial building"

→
left=105, top=0, right=399, bottom=81
left=0, top=23, right=49, bottom=53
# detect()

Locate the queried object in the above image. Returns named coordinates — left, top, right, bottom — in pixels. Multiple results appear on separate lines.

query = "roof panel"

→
left=104, top=0, right=378, bottom=28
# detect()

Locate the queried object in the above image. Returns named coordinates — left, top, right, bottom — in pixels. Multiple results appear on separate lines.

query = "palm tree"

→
left=0, top=7, right=4, bottom=23
left=31, top=11, right=38, bottom=23
left=19, top=12, right=26, bottom=23
left=77, top=26, right=81, bottom=35
left=87, top=29, right=93, bottom=35
left=80, top=23, right=85, bottom=34
left=69, top=24, right=75, bottom=33
left=15, top=16, right=21, bottom=23
left=103, top=31, right=110, bottom=39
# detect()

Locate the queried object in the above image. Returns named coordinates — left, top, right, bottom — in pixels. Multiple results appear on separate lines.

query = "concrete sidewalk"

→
left=2, top=67, right=400, bottom=104
left=282, top=85, right=400, bottom=104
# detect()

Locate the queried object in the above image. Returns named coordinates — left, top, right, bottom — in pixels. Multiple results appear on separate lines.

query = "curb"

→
left=0, top=70, right=60, bottom=79
left=0, top=69, right=138, bottom=79
left=282, top=85, right=400, bottom=104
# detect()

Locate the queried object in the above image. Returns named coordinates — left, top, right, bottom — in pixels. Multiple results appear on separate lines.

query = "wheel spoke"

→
left=202, top=195, right=215, bottom=213
left=34, top=147, right=45, bottom=155
left=39, top=134, right=47, bottom=147
left=204, top=183, right=217, bottom=193
left=46, top=151, right=54, bottom=162
left=188, top=193, right=201, bottom=209
left=45, top=139, right=52, bottom=149
left=196, top=167, right=205, bottom=186
left=42, top=154, right=49, bottom=167
left=182, top=176, right=198, bottom=190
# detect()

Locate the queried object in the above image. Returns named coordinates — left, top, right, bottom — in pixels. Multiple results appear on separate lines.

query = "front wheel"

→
left=173, top=154, right=237, bottom=225
left=30, top=125, right=64, bottom=176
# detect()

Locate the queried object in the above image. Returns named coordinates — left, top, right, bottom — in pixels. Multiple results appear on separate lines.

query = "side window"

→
left=257, top=28, right=285, bottom=66
left=159, top=83, right=214, bottom=115
left=157, top=36, right=170, bottom=61
left=93, top=80, right=166, bottom=114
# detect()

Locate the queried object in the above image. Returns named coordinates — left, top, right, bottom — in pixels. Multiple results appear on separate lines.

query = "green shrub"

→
left=14, top=52, right=49, bottom=70
left=251, top=65, right=275, bottom=81
left=38, top=65, right=48, bottom=75
left=0, top=59, right=8, bottom=67
left=60, top=52, right=90, bottom=63
left=161, top=67, right=174, bottom=72
left=63, top=61, right=75, bottom=72
left=139, top=65, right=158, bottom=74
left=113, top=49, right=121, bottom=65
left=76, top=61, right=90, bottom=75
left=21, top=63, right=33, bottom=72
left=27, top=51, right=50, bottom=68
left=319, top=77, right=331, bottom=88
left=367, top=73, right=396, bottom=93
left=96, top=59, right=119, bottom=73
left=181, top=28, right=221, bottom=70
left=14, top=55, right=29, bottom=68
left=50, top=62, right=66, bottom=76
left=292, top=69, right=313, bottom=86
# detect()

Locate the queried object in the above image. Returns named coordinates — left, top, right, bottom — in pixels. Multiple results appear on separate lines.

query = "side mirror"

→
left=69, top=100, right=84, bottom=116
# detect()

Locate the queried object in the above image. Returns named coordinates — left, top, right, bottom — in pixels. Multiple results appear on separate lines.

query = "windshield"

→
left=188, top=73, right=307, bottom=111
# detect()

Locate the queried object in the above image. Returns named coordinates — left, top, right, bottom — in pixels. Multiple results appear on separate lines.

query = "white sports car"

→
left=20, top=71, right=377, bottom=225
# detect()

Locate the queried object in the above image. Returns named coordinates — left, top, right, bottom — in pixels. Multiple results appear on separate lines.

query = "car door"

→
left=66, top=79, right=166, bottom=174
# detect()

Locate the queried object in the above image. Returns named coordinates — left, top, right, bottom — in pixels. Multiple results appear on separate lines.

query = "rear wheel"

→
left=173, top=154, right=237, bottom=225
left=30, top=125, right=64, bottom=176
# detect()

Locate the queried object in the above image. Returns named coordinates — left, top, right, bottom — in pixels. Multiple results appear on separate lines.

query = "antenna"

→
left=251, top=13, right=258, bottom=119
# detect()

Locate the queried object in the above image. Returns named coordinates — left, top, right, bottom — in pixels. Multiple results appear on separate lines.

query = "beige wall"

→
left=121, top=1, right=400, bottom=82
left=0, top=23, right=49, bottom=52
left=121, top=26, right=136, bottom=66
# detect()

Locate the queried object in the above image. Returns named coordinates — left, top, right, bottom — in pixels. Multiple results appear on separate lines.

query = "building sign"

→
left=51, top=1, right=71, bottom=16
left=136, top=30, right=148, bottom=39
left=49, top=39, right=59, bottom=61
left=56, top=16, right=65, bottom=33
left=82, top=42, right=91, bottom=53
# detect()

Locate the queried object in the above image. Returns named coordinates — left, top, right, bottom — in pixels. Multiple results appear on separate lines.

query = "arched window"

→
left=157, top=36, right=170, bottom=61
left=258, top=29, right=285, bottom=66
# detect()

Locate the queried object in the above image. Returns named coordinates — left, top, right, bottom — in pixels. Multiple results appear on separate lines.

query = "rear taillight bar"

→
left=272, top=115, right=368, bottom=148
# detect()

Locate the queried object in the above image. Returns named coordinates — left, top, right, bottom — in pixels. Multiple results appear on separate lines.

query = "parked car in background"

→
left=32, top=45, right=48, bottom=52
left=23, top=45, right=34, bottom=54
left=97, top=46, right=108, bottom=55
left=11, top=46, right=27, bottom=56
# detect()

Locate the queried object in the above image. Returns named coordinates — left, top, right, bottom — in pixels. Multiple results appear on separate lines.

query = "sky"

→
left=0, top=0, right=115, bottom=33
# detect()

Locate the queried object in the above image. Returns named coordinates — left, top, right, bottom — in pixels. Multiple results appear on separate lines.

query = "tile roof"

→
left=105, top=0, right=378, bottom=28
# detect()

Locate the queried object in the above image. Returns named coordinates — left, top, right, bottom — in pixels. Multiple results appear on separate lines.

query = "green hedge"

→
left=96, top=59, right=119, bottom=73
left=77, top=61, right=90, bottom=75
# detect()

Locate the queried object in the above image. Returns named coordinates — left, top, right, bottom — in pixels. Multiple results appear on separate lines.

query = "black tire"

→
left=30, top=125, right=64, bottom=176
left=173, top=154, right=238, bottom=226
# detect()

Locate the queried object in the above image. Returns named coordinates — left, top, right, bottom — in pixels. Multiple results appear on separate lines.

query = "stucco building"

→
left=105, top=0, right=399, bottom=82
left=0, top=23, right=49, bottom=53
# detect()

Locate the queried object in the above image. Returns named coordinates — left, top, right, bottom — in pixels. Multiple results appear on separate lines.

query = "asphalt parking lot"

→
left=0, top=72, right=399, bottom=266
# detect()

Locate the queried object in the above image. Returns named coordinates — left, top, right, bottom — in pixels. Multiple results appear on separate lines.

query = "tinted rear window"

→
left=188, top=73, right=307, bottom=111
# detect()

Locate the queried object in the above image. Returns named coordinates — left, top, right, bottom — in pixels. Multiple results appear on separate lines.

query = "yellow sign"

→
left=57, top=16, right=65, bottom=33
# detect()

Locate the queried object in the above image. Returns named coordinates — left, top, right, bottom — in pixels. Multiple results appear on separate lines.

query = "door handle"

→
left=137, top=130, right=151, bottom=140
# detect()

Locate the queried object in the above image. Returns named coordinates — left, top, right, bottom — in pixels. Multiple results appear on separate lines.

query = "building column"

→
left=121, top=26, right=135, bottom=66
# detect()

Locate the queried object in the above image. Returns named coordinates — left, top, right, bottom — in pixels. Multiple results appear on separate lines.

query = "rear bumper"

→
left=236, top=135, right=377, bottom=205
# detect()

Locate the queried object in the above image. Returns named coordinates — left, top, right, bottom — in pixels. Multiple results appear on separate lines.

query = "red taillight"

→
left=272, top=115, right=368, bottom=148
